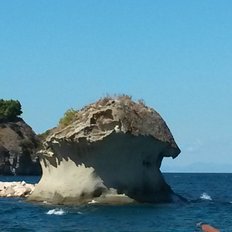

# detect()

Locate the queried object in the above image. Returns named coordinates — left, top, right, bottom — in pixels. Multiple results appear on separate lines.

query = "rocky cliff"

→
left=29, top=96, right=180, bottom=204
left=0, top=118, right=41, bottom=175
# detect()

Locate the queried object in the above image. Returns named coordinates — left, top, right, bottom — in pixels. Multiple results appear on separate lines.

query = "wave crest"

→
left=46, top=208, right=65, bottom=215
left=200, top=192, right=212, bottom=201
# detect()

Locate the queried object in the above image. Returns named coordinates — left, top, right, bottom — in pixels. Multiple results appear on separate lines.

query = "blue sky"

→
left=1, top=1, right=232, bottom=172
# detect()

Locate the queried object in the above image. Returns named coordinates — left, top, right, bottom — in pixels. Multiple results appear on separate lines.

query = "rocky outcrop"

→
left=29, top=96, right=180, bottom=204
left=0, top=181, right=35, bottom=197
left=0, top=118, right=42, bottom=175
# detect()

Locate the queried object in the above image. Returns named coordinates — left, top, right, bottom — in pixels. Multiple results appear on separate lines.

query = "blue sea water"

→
left=0, top=173, right=232, bottom=232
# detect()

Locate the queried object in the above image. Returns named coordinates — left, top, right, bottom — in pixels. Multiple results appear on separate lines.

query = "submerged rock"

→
left=29, top=96, right=181, bottom=204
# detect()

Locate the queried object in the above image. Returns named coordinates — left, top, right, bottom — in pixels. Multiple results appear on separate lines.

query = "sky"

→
left=1, top=0, right=232, bottom=172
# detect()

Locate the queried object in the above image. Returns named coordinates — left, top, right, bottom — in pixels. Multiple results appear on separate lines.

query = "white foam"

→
left=43, top=201, right=51, bottom=205
left=200, top=192, right=212, bottom=201
left=46, top=208, right=65, bottom=215
left=88, top=199, right=98, bottom=204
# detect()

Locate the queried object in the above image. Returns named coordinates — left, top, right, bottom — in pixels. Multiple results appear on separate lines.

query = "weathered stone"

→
left=0, top=181, right=35, bottom=197
left=0, top=119, right=42, bottom=175
left=29, top=96, right=181, bottom=204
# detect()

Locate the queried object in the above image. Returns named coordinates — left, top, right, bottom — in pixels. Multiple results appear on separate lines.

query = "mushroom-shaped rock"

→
left=29, top=96, right=181, bottom=204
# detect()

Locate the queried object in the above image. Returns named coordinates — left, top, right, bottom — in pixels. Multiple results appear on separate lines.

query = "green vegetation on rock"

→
left=0, top=99, right=22, bottom=122
left=59, top=108, right=77, bottom=128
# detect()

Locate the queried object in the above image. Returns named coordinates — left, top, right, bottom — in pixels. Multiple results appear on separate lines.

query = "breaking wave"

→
left=46, top=208, right=65, bottom=215
left=200, top=192, right=212, bottom=201
left=88, top=199, right=98, bottom=204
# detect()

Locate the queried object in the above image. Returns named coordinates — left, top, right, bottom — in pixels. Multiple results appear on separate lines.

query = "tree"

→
left=0, top=99, right=22, bottom=121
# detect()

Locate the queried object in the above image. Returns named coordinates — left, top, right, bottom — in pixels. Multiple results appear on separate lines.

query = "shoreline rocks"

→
left=0, top=181, right=35, bottom=197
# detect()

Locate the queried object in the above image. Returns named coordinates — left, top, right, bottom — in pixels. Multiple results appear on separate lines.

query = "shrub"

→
left=0, top=99, right=22, bottom=121
left=59, top=108, right=77, bottom=128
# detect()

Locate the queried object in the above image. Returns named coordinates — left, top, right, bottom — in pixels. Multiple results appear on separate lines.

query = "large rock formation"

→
left=29, top=96, right=180, bottom=204
left=0, top=118, right=42, bottom=175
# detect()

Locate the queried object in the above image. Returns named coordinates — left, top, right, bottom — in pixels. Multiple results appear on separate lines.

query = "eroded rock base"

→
left=29, top=133, right=174, bottom=205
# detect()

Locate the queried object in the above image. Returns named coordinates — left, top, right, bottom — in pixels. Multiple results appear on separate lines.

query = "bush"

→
left=59, top=108, right=77, bottom=128
left=0, top=99, right=22, bottom=121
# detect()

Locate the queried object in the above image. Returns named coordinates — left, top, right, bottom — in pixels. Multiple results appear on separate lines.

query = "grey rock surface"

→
left=30, top=96, right=180, bottom=204
left=0, top=118, right=41, bottom=175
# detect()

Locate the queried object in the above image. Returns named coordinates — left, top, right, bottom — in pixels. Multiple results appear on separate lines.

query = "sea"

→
left=0, top=173, right=231, bottom=232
